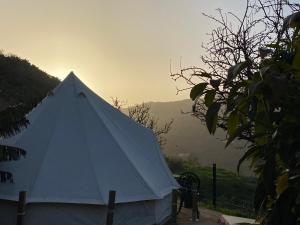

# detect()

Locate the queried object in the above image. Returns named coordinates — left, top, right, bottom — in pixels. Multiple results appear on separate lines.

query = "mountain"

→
left=146, top=99, right=251, bottom=176
left=0, top=53, right=60, bottom=111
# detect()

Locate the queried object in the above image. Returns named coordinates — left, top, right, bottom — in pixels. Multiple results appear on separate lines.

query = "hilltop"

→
left=0, top=53, right=60, bottom=110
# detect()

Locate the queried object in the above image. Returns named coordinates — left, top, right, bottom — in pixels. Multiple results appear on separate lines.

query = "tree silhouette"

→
left=172, top=0, right=300, bottom=224
left=0, top=104, right=30, bottom=182
left=0, top=52, right=59, bottom=183
left=112, top=98, right=173, bottom=147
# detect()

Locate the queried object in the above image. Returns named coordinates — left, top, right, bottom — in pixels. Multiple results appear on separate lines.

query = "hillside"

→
left=146, top=99, right=251, bottom=175
left=0, top=53, right=60, bottom=110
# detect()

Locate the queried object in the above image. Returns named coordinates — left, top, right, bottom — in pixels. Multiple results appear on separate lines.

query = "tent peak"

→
left=66, top=71, right=78, bottom=79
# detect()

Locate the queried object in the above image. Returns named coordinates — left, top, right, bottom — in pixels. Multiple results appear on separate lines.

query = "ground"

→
left=167, top=207, right=221, bottom=225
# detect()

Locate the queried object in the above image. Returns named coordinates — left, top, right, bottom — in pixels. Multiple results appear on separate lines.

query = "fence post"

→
left=192, top=188, right=199, bottom=221
left=106, top=190, right=116, bottom=225
left=171, top=189, right=177, bottom=225
left=16, top=191, right=26, bottom=225
left=212, top=163, right=217, bottom=209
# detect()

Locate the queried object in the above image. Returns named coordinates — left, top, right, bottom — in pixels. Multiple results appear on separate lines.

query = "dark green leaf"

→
left=283, top=12, right=300, bottom=29
left=225, top=123, right=250, bottom=148
left=190, top=83, right=208, bottom=100
left=293, top=56, right=300, bottom=71
left=205, top=102, right=221, bottom=134
left=210, top=79, right=221, bottom=89
left=204, top=90, right=216, bottom=107
left=254, top=180, right=266, bottom=214
left=237, top=96, right=250, bottom=117
left=249, top=81, right=264, bottom=96
left=227, top=110, right=239, bottom=137
left=225, top=81, right=247, bottom=114
left=263, top=157, right=276, bottom=196
left=237, top=146, right=258, bottom=173
left=266, top=43, right=279, bottom=49
left=200, top=72, right=212, bottom=78
left=276, top=173, right=289, bottom=195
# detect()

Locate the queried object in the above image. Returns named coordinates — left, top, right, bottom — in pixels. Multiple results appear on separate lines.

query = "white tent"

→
left=0, top=72, right=179, bottom=225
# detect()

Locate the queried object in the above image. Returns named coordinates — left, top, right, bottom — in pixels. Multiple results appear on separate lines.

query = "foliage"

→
left=0, top=104, right=29, bottom=182
left=0, top=53, right=60, bottom=183
left=0, top=52, right=59, bottom=108
left=0, top=145, right=26, bottom=183
left=171, top=1, right=300, bottom=224
left=112, top=98, right=173, bottom=146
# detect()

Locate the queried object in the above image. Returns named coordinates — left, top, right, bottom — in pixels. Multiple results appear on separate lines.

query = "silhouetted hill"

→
left=0, top=53, right=60, bottom=110
left=145, top=99, right=251, bottom=176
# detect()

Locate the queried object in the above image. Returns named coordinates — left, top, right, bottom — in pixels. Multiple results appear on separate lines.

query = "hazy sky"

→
left=0, top=0, right=246, bottom=104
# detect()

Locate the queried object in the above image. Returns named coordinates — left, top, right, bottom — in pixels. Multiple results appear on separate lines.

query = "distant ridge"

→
left=144, top=99, right=251, bottom=176
left=0, top=53, right=60, bottom=110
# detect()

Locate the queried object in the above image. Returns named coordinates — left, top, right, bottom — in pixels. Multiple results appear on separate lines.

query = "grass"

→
left=166, top=156, right=256, bottom=219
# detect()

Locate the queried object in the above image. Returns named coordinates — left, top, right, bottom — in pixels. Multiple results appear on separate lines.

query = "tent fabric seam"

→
left=28, top=95, right=66, bottom=196
left=81, top=80, right=178, bottom=197
left=83, top=92, right=159, bottom=199
left=151, top=132, right=180, bottom=188
left=83, top=89, right=165, bottom=197
left=74, top=94, right=106, bottom=204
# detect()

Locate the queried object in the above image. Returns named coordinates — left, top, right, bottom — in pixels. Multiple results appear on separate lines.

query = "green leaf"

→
left=237, top=96, right=250, bottom=117
left=237, top=146, right=257, bottom=173
left=263, top=157, right=276, bottom=195
left=227, top=110, right=239, bottom=136
left=225, top=123, right=250, bottom=148
left=266, top=43, right=279, bottom=49
left=204, top=90, right=216, bottom=107
left=227, top=62, right=248, bottom=83
left=205, top=102, right=221, bottom=134
left=249, top=81, right=264, bottom=96
left=276, top=173, right=289, bottom=196
left=225, top=81, right=247, bottom=114
left=254, top=112, right=269, bottom=139
left=292, top=38, right=300, bottom=71
left=190, top=83, right=208, bottom=100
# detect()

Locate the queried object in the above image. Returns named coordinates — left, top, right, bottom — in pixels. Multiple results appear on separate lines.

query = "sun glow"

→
left=47, top=67, right=71, bottom=80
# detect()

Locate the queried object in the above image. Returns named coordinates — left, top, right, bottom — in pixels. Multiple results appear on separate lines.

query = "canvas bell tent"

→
left=0, top=72, right=179, bottom=225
